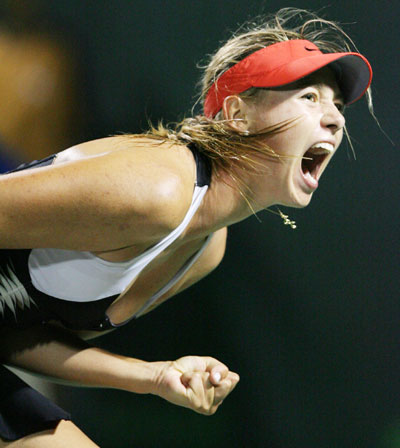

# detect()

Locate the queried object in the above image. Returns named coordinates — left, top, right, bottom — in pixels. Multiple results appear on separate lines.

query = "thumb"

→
left=210, top=367, right=227, bottom=386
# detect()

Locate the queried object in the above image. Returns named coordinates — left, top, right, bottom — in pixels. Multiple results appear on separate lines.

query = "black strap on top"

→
left=187, top=143, right=212, bottom=187
left=5, top=155, right=57, bottom=173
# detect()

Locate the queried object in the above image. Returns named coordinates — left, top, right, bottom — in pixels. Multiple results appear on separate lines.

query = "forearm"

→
left=0, top=324, right=156, bottom=394
left=0, top=325, right=240, bottom=416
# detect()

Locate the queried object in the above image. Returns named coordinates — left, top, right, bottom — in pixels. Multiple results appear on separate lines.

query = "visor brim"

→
left=252, top=52, right=372, bottom=105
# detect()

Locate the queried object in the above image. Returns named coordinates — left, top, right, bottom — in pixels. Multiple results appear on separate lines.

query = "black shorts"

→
left=0, top=365, right=70, bottom=441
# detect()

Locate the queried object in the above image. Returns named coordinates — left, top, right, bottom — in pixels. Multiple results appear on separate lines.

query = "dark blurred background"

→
left=0, top=0, right=398, bottom=447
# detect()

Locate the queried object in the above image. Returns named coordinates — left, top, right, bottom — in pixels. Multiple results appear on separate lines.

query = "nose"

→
left=320, top=102, right=345, bottom=133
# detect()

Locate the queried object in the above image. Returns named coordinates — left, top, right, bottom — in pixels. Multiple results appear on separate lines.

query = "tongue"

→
left=304, top=170, right=318, bottom=188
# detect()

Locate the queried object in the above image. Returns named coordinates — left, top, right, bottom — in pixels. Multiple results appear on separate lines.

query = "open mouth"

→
left=300, top=143, right=334, bottom=188
left=301, top=151, right=328, bottom=179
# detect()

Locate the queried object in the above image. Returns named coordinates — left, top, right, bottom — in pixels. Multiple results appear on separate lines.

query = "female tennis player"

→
left=0, top=8, right=372, bottom=447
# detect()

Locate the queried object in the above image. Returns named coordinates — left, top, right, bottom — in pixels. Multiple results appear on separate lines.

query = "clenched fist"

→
left=151, top=356, right=240, bottom=415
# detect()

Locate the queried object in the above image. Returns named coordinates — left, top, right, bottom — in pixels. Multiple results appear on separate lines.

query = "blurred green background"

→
left=0, top=0, right=398, bottom=447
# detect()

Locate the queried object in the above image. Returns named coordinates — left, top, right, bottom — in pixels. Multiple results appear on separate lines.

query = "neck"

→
left=188, top=164, right=277, bottom=235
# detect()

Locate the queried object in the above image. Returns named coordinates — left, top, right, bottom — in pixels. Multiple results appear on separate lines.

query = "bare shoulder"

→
left=62, top=136, right=198, bottom=244
left=0, top=136, right=196, bottom=251
left=102, top=137, right=196, bottom=232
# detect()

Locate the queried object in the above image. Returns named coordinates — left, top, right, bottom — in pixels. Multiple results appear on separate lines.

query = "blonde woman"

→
left=0, top=9, right=372, bottom=447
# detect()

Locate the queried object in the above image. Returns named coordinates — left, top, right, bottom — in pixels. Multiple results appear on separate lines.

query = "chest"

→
left=104, top=236, right=207, bottom=325
left=28, top=234, right=208, bottom=320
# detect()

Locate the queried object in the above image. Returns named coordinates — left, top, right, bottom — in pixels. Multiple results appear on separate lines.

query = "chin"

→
left=280, top=187, right=314, bottom=209
left=291, top=201, right=311, bottom=209
left=280, top=200, right=311, bottom=209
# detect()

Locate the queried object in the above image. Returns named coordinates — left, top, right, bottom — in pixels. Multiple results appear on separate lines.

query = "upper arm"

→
left=181, top=227, right=228, bottom=289
left=153, top=227, right=228, bottom=307
left=0, top=143, right=194, bottom=251
left=141, top=228, right=228, bottom=316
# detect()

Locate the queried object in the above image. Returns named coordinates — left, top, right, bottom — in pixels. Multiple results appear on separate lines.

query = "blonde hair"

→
left=141, top=8, right=373, bottom=196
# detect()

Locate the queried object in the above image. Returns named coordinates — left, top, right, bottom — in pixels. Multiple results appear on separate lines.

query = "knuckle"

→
left=202, top=406, right=214, bottom=416
left=189, top=373, right=201, bottom=385
left=196, top=404, right=207, bottom=414
left=208, top=406, right=217, bottom=416
left=219, top=382, right=231, bottom=393
left=192, top=397, right=202, bottom=409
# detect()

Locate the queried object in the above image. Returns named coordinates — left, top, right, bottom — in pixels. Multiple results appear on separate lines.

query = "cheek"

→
left=262, top=125, right=306, bottom=157
left=247, top=110, right=272, bottom=134
left=247, top=99, right=290, bottom=133
left=263, top=134, right=292, bottom=155
left=250, top=109, right=311, bottom=152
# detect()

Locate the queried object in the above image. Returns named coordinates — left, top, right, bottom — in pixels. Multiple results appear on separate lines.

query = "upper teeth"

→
left=309, top=142, right=334, bottom=154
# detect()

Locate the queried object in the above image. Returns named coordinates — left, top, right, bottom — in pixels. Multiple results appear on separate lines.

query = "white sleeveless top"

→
left=28, top=183, right=211, bottom=318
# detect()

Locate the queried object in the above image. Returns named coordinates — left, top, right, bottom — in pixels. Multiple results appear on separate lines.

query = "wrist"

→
left=121, top=358, right=166, bottom=395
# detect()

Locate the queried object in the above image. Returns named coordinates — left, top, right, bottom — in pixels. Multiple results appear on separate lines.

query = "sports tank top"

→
left=0, top=144, right=212, bottom=331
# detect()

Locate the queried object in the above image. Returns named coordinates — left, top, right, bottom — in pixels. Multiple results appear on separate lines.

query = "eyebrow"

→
left=267, top=77, right=345, bottom=103
left=316, top=82, right=344, bottom=103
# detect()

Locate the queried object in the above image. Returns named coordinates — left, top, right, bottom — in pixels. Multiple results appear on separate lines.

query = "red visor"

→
left=204, top=39, right=372, bottom=118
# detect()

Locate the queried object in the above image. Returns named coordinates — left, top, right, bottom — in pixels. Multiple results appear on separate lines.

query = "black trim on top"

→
left=6, top=155, right=57, bottom=173
left=187, top=144, right=212, bottom=187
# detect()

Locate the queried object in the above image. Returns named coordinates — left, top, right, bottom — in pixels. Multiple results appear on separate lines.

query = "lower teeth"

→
left=304, top=171, right=317, bottom=185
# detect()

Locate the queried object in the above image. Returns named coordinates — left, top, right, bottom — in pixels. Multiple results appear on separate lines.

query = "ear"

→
left=221, top=95, right=250, bottom=133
